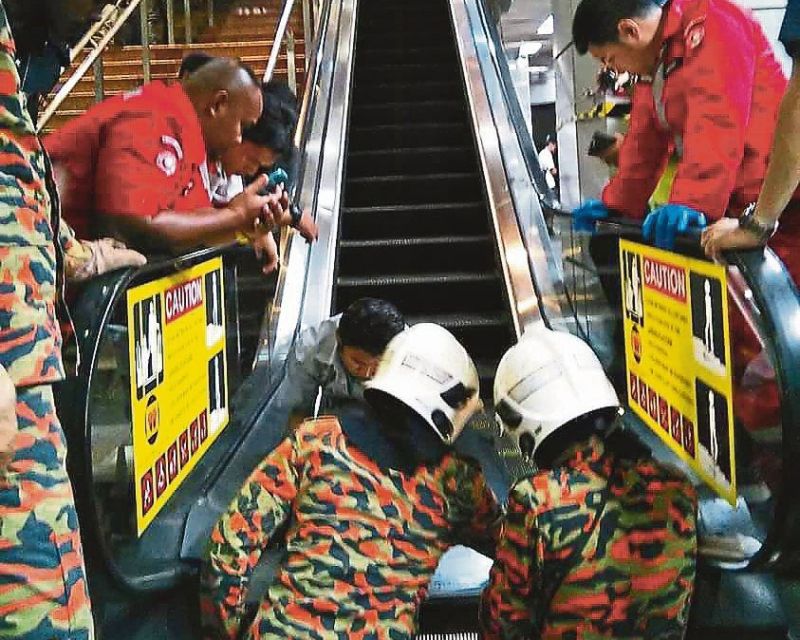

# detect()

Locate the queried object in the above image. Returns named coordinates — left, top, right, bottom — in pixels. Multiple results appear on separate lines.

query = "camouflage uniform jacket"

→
left=0, top=2, right=78, bottom=387
left=480, top=436, right=697, bottom=640
left=201, top=415, right=501, bottom=640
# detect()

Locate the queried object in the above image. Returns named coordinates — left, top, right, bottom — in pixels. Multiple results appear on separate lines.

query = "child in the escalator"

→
left=481, top=327, right=697, bottom=640
left=270, top=297, right=406, bottom=430
left=200, top=323, right=501, bottom=640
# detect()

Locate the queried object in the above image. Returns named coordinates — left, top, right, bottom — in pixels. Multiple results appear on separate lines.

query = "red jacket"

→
left=603, top=0, right=796, bottom=236
left=45, top=81, right=211, bottom=240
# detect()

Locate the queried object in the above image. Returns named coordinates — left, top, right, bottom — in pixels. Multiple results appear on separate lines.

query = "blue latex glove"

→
left=642, top=204, right=707, bottom=250
left=572, top=199, right=610, bottom=233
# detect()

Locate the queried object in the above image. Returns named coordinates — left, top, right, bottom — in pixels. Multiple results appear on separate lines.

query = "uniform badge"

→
left=686, top=24, right=705, bottom=49
left=156, top=150, right=178, bottom=176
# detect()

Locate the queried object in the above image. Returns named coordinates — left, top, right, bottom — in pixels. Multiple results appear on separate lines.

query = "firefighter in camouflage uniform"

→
left=201, top=323, right=501, bottom=640
left=0, top=1, right=144, bottom=636
left=481, top=327, right=697, bottom=640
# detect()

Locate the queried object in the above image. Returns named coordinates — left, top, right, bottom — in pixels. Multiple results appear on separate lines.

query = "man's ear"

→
left=209, top=89, right=229, bottom=117
left=617, top=18, right=640, bottom=44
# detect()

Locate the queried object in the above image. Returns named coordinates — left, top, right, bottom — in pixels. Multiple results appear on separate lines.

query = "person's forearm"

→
left=101, top=207, right=248, bottom=253
left=756, top=59, right=800, bottom=221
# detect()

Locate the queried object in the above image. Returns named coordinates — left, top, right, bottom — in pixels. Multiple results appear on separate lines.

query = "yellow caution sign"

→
left=619, top=240, right=736, bottom=505
left=127, top=257, right=229, bottom=535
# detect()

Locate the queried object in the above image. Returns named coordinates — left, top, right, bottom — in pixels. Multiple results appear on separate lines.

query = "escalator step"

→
left=340, top=235, right=487, bottom=249
left=348, top=122, right=471, bottom=150
left=350, top=101, right=466, bottom=126
left=341, top=202, right=489, bottom=239
left=354, top=81, right=461, bottom=103
left=354, top=45, right=454, bottom=64
left=354, top=62, right=457, bottom=84
left=347, top=147, right=476, bottom=177
left=344, top=172, right=481, bottom=207
left=405, top=312, right=510, bottom=329
left=337, top=272, right=497, bottom=287
left=338, top=235, right=495, bottom=275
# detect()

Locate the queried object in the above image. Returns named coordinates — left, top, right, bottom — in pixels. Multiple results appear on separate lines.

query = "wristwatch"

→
left=289, top=202, right=303, bottom=228
left=738, top=203, right=778, bottom=244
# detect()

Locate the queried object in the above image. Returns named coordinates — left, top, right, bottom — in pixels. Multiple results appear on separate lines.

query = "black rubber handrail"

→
left=550, top=206, right=800, bottom=571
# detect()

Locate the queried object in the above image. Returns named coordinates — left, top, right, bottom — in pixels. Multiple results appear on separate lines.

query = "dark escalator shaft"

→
left=335, top=0, right=515, bottom=396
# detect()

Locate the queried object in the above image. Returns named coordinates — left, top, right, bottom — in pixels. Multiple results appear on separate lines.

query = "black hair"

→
left=178, top=52, right=216, bottom=78
left=545, top=134, right=556, bottom=146
left=243, top=80, right=299, bottom=159
left=572, top=0, right=661, bottom=55
left=533, top=408, right=618, bottom=469
left=338, top=298, right=405, bottom=356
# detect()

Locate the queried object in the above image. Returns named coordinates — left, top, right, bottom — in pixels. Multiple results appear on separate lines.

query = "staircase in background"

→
left=41, top=1, right=306, bottom=134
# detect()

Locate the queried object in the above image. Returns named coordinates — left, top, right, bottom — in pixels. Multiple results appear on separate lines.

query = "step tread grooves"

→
left=337, top=272, right=499, bottom=287
left=340, top=235, right=490, bottom=248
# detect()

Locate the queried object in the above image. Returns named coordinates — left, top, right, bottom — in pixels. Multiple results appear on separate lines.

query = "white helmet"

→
left=493, top=326, right=620, bottom=462
left=364, top=323, right=482, bottom=444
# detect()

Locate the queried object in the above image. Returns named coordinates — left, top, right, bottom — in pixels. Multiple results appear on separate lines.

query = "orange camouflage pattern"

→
left=480, top=436, right=697, bottom=640
left=0, top=386, right=93, bottom=638
left=0, top=0, right=77, bottom=387
left=0, top=3, right=93, bottom=637
left=201, top=415, right=500, bottom=640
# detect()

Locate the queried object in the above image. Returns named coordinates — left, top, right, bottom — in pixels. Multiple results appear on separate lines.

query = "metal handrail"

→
left=265, top=0, right=297, bottom=82
left=36, top=0, right=144, bottom=131
left=69, top=4, right=118, bottom=60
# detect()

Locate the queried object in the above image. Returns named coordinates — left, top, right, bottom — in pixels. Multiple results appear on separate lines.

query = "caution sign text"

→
left=620, top=240, right=736, bottom=504
left=128, top=257, right=229, bottom=535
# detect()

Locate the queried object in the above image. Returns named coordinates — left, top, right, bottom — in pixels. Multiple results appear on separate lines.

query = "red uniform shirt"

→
left=44, top=81, right=211, bottom=239
left=603, top=0, right=796, bottom=230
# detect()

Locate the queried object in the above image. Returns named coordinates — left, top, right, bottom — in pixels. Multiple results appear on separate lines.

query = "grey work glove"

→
left=67, top=238, right=147, bottom=282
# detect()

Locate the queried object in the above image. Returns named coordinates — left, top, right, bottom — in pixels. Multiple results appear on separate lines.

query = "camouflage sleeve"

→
left=200, top=434, right=301, bottom=640
left=668, top=16, right=756, bottom=219
left=479, top=483, right=540, bottom=640
left=446, top=455, right=502, bottom=549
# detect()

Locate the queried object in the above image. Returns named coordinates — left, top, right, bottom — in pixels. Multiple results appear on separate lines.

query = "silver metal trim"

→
left=256, top=0, right=356, bottom=375
left=265, top=0, right=298, bottom=82
left=449, top=0, right=566, bottom=335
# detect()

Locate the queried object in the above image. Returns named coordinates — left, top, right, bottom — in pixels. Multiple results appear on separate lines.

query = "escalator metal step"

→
left=351, top=101, right=466, bottom=126
left=354, top=62, right=457, bottom=83
left=347, top=147, right=476, bottom=177
left=338, top=236, right=495, bottom=275
left=340, top=235, right=487, bottom=249
left=337, top=272, right=497, bottom=287
left=344, top=172, right=480, bottom=207
left=353, top=80, right=461, bottom=103
left=406, top=312, right=510, bottom=328
left=353, top=44, right=454, bottom=64
left=349, top=122, right=471, bottom=150
left=341, top=202, right=489, bottom=239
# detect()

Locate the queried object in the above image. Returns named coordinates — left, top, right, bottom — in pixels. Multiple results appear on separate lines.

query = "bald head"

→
left=182, top=57, right=263, bottom=161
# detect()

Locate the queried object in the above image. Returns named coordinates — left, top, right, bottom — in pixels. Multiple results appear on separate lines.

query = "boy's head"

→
left=337, top=298, right=405, bottom=380
left=493, top=326, right=620, bottom=468
left=572, top=0, right=665, bottom=76
left=220, top=80, right=299, bottom=178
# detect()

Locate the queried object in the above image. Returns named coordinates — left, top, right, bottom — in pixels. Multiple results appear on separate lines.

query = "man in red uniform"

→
left=571, top=0, right=799, bottom=284
left=572, top=1, right=790, bottom=453
left=45, top=57, right=292, bottom=254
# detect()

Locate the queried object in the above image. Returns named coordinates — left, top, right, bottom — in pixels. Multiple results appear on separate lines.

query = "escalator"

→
left=335, top=0, right=515, bottom=397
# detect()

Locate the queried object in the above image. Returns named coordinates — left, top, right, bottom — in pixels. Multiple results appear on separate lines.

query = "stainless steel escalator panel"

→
left=448, top=0, right=564, bottom=337
left=261, top=0, right=359, bottom=372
